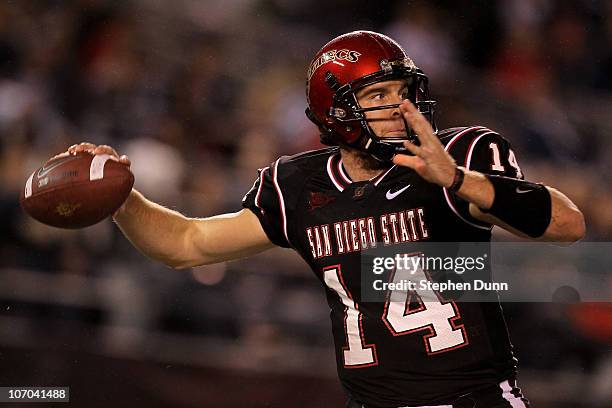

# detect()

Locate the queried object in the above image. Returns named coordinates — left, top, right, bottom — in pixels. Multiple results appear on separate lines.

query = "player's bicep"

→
left=182, top=209, right=275, bottom=268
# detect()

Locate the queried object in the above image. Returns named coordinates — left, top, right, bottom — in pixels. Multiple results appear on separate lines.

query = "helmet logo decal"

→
left=307, top=49, right=361, bottom=80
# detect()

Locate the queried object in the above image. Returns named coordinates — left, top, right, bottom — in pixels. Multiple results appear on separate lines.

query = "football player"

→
left=66, top=31, right=584, bottom=407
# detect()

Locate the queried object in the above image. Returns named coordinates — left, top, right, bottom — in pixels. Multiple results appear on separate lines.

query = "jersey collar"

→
left=326, top=153, right=352, bottom=192
left=370, top=165, right=396, bottom=186
left=327, top=153, right=397, bottom=192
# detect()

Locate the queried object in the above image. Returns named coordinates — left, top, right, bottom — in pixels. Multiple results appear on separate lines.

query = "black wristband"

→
left=448, top=167, right=465, bottom=192
left=481, top=175, right=552, bottom=238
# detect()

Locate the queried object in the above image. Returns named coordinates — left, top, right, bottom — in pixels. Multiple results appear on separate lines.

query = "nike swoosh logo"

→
left=386, top=184, right=411, bottom=200
left=516, top=187, right=532, bottom=194
left=37, top=155, right=79, bottom=179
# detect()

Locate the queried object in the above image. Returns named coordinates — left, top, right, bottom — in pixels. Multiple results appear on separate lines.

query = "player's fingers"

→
left=402, top=140, right=421, bottom=156
left=402, top=108, right=432, bottom=141
left=392, top=153, right=425, bottom=171
left=79, top=142, right=97, bottom=150
left=400, top=101, right=436, bottom=146
left=70, top=142, right=96, bottom=154
left=118, top=155, right=131, bottom=166
left=93, top=144, right=120, bottom=158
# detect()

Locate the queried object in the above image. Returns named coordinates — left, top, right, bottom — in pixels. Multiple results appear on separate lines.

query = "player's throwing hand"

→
left=67, top=142, right=131, bottom=166
left=392, top=100, right=457, bottom=188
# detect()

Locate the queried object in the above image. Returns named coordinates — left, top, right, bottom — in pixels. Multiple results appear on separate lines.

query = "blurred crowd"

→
left=0, top=0, right=611, bottom=406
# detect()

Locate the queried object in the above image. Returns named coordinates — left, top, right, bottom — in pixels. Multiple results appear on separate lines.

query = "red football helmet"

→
left=306, top=31, right=436, bottom=162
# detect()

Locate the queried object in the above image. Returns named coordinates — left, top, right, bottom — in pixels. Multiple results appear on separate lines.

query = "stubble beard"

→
left=341, top=147, right=393, bottom=171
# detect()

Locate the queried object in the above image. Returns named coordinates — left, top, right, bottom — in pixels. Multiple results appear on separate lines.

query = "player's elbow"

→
left=168, top=257, right=214, bottom=270
left=549, top=207, right=585, bottom=244
left=158, top=255, right=197, bottom=270
left=166, top=220, right=216, bottom=269
left=168, top=260, right=193, bottom=270
left=162, top=245, right=210, bottom=270
left=565, top=208, right=586, bottom=243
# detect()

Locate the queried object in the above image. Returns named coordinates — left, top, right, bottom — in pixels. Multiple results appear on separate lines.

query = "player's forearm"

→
left=453, top=168, right=495, bottom=210
left=112, top=189, right=193, bottom=268
left=469, top=187, right=585, bottom=242
left=456, top=169, right=585, bottom=242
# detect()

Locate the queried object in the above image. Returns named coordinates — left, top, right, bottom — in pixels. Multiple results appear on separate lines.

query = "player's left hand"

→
left=392, top=100, right=457, bottom=188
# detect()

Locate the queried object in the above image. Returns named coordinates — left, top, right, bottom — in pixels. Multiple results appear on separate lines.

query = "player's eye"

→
left=371, top=92, right=385, bottom=101
left=399, top=88, right=410, bottom=100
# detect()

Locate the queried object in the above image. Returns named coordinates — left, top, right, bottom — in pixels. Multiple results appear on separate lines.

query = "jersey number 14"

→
left=324, top=261, right=468, bottom=368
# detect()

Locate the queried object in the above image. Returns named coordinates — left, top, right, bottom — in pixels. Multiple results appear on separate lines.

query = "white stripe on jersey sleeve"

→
left=241, top=166, right=269, bottom=211
left=443, top=127, right=493, bottom=230
left=254, top=166, right=269, bottom=210
left=272, top=159, right=292, bottom=247
left=465, top=130, right=499, bottom=170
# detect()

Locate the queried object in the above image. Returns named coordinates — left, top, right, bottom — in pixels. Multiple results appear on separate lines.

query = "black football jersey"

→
left=242, top=126, right=525, bottom=407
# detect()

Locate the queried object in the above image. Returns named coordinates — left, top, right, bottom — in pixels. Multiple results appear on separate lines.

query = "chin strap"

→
left=361, top=116, right=415, bottom=162
left=362, top=137, right=404, bottom=162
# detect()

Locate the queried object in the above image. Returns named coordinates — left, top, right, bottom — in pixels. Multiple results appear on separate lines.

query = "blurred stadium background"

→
left=0, top=0, right=611, bottom=406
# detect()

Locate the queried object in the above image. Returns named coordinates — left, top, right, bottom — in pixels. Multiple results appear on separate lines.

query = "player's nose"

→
left=391, top=103, right=402, bottom=117
left=390, top=93, right=406, bottom=114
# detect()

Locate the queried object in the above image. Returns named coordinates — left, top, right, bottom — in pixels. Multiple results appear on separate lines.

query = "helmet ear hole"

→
left=306, top=107, right=342, bottom=147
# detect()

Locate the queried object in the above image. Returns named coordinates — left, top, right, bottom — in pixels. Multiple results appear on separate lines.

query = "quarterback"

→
left=65, top=31, right=584, bottom=407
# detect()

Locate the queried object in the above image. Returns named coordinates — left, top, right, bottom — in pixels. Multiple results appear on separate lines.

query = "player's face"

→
left=355, top=79, right=410, bottom=138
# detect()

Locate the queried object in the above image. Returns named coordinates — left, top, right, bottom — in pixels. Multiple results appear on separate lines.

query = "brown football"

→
left=20, top=152, right=134, bottom=229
